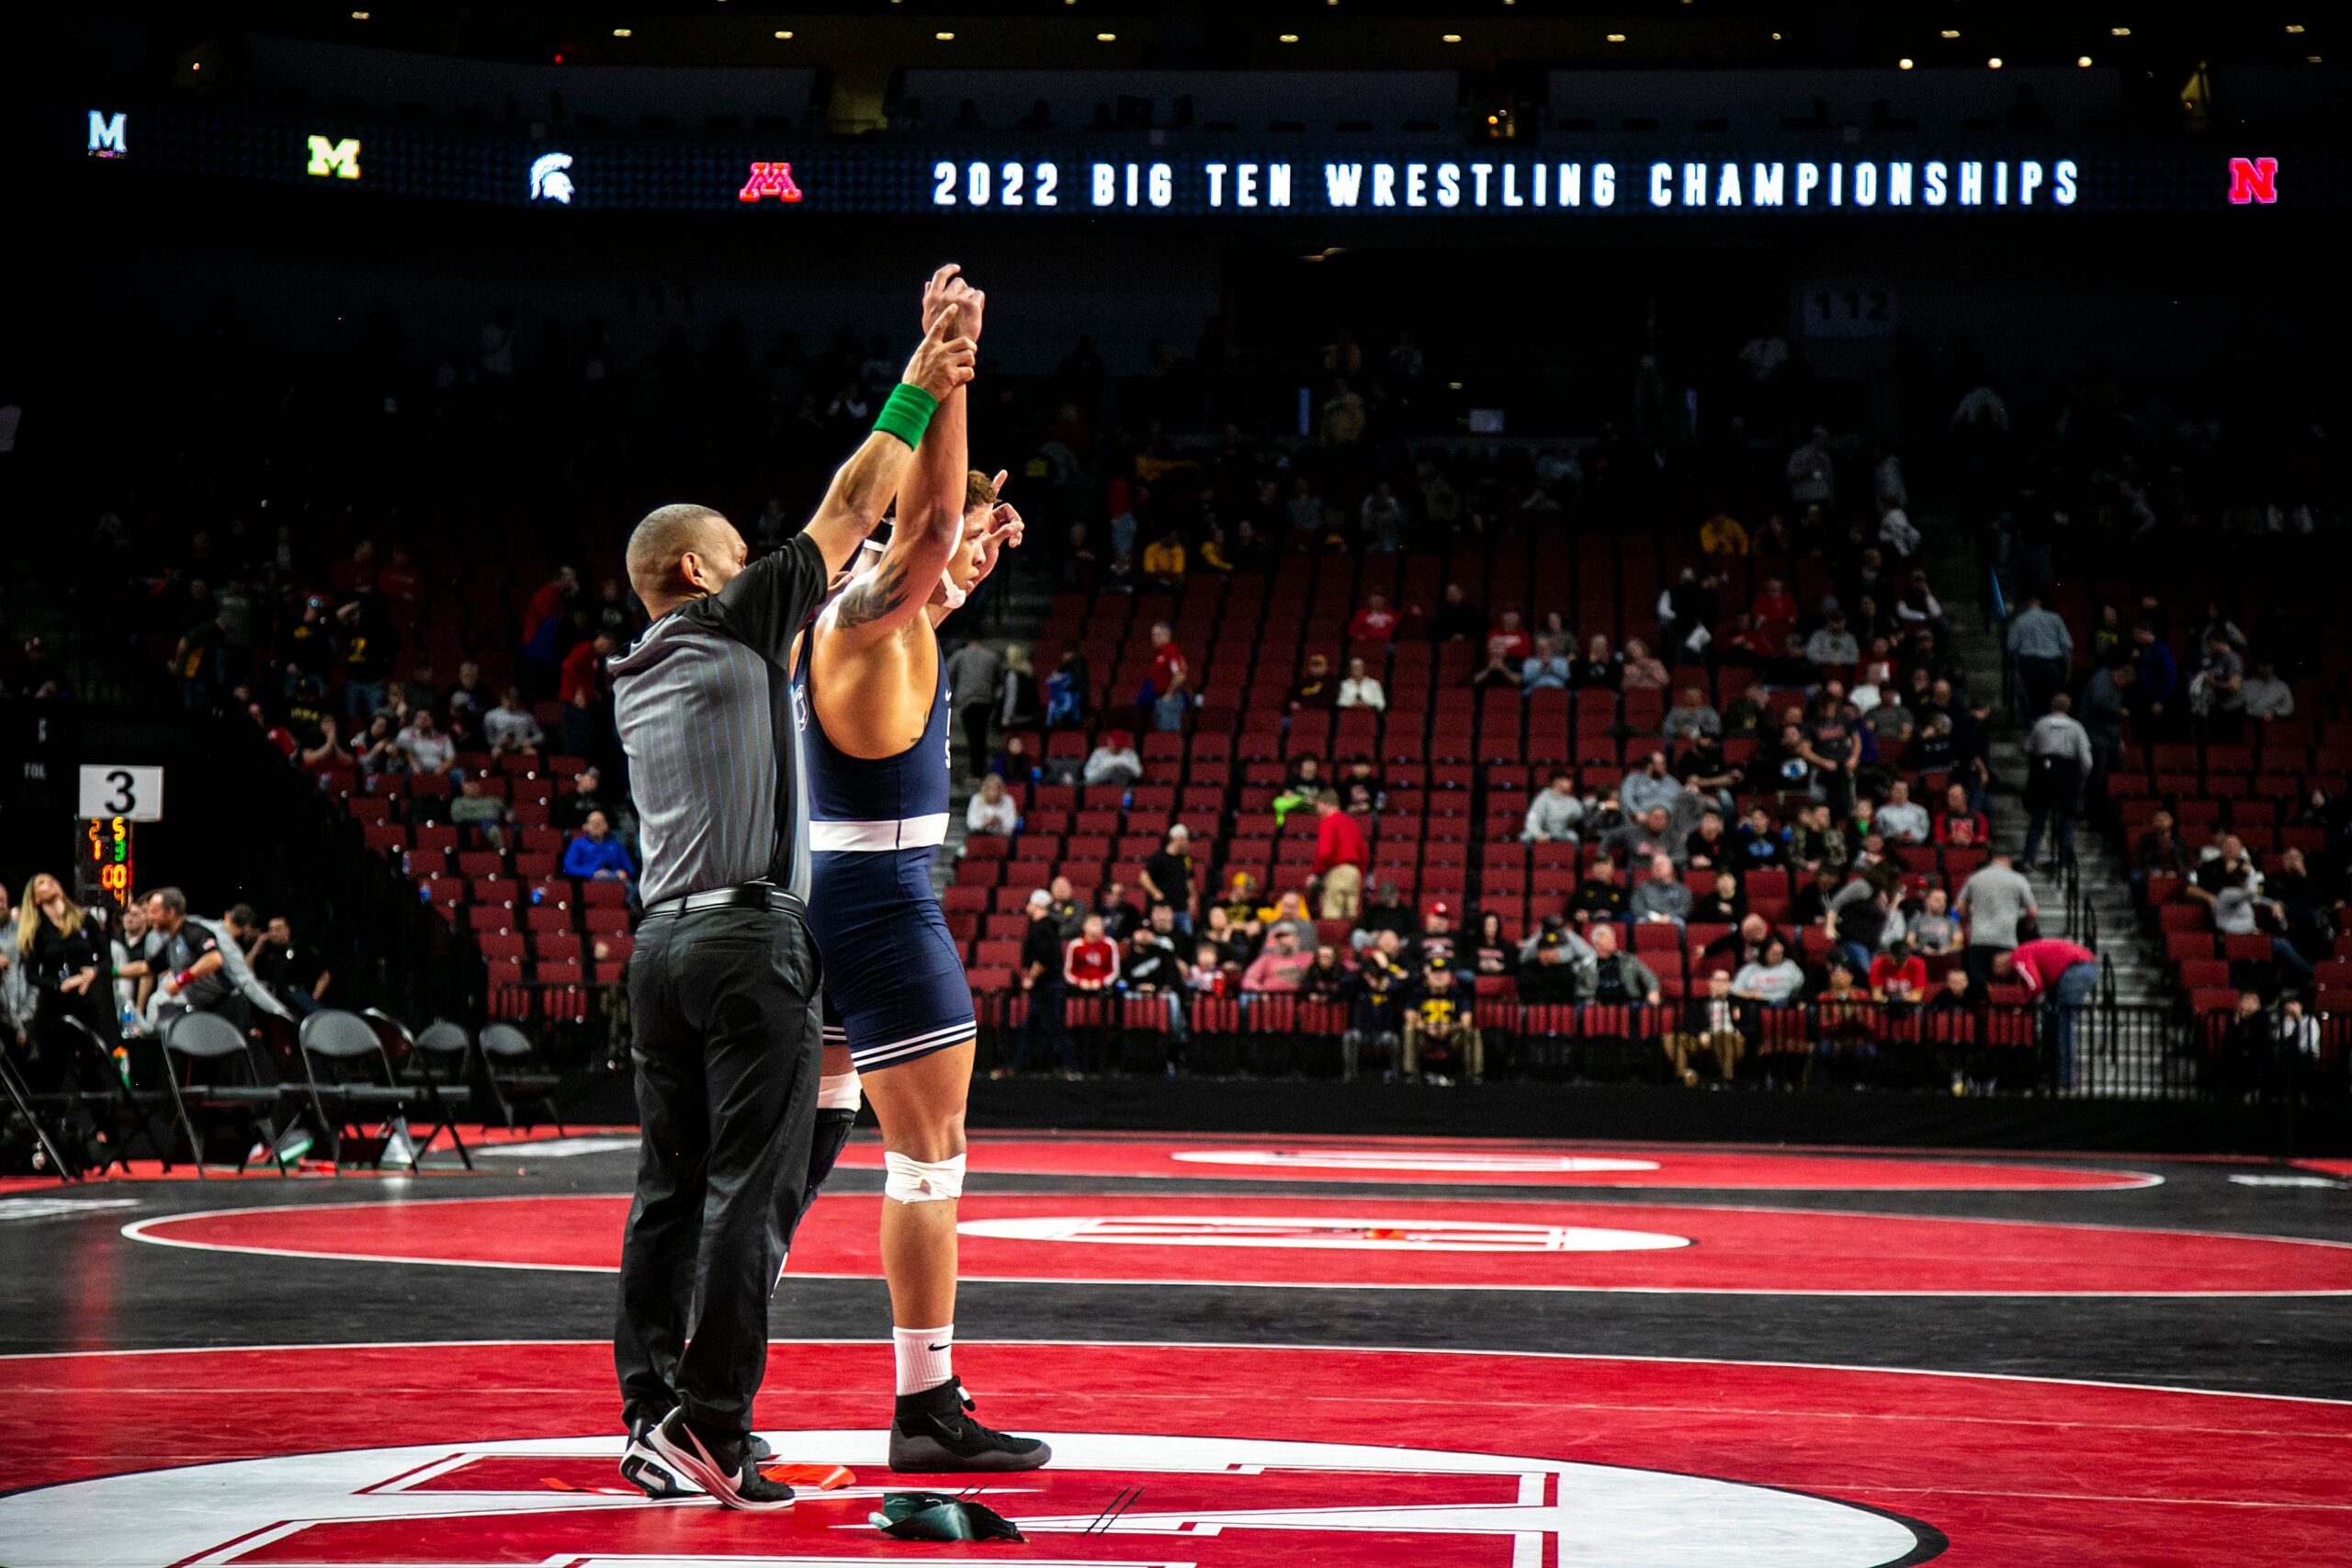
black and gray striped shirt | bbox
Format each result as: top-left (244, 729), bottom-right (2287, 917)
top-left (610, 532), bottom-right (827, 908)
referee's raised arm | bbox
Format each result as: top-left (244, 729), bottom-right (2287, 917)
top-left (605, 264), bottom-right (981, 1513)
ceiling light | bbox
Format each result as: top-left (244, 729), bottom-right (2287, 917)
top-left (1987, 56), bottom-right (2003, 68)
top-left (1442, 33), bottom-right (1462, 43)
top-left (2311, 53), bottom-right (2324, 62)
top-left (774, 29), bottom-right (792, 39)
top-left (2285, 23), bottom-right (2305, 33)
top-left (1771, 32), bottom-right (1782, 41)
top-left (1898, 58), bottom-right (1914, 69)
top-left (1606, 33), bottom-right (1627, 44)
top-left (612, 28), bottom-right (632, 38)
top-left (1096, 32), bottom-right (1115, 41)
top-left (1279, 33), bottom-right (1299, 44)
top-left (350, 9), bottom-right (369, 17)
top-left (2077, 54), bottom-right (2094, 66)
top-left (935, 30), bottom-right (954, 40)
top-left (1940, 29), bottom-right (1961, 39)
top-left (2110, 26), bottom-right (2131, 36)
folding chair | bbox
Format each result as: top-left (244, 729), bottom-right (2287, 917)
top-left (360, 1010), bottom-right (476, 1170)
top-left (61, 1016), bottom-right (176, 1175)
top-left (0, 1048), bottom-right (80, 1180)
top-left (159, 1011), bottom-right (295, 1176)
top-left (477, 1022), bottom-right (568, 1134)
top-left (294, 1010), bottom-right (427, 1172)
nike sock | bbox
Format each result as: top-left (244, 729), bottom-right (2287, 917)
top-left (893, 1325), bottom-right (954, 1396)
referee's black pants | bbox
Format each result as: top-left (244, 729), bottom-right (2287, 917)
top-left (614, 903), bottom-right (821, 1442)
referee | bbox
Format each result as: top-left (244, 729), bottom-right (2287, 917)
top-left (610, 265), bottom-right (979, 1511)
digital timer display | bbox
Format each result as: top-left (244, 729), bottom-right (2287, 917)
top-left (82, 816), bottom-right (135, 909)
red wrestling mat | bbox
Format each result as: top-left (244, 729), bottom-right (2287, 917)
top-left (123, 1191), bottom-right (2352, 1295)
top-left (2, 1340), bottom-right (2346, 1567)
top-left (837, 1134), bottom-right (2162, 1190)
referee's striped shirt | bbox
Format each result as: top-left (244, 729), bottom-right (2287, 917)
top-left (610, 532), bottom-right (828, 908)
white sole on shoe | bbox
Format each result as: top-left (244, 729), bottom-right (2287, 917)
top-left (619, 1437), bottom-right (697, 1498)
top-left (646, 1418), bottom-right (793, 1511)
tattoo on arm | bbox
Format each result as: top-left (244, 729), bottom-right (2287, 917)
top-left (832, 556), bottom-right (913, 632)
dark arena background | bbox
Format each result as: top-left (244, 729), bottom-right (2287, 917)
top-left (4, 3), bottom-right (2350, 1563)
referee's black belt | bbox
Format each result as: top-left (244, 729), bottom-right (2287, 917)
top-left (641, 883), bottom-right (806, 919)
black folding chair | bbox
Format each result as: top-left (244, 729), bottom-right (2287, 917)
top-left (61, 1016), bottom-right (176, 1175)
top-left (477, 1022), bottom-right (567, 1135)
top-left (0, 1046), bottom-right (80, 1180)
top-left (295, 1010), bottom-right (426, 1172)
top-left (360, 1009), bottom-right (475, 1171)
top-left (159, 1010), bottom-right (295, 1177)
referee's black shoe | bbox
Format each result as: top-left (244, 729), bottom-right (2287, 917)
top-left (619, 1417), bottom-right (775, 1499)
top-left (888, 1378), bottom-right (1052, 1472)
top-left (644, 1410), bottom-right (795, 1510)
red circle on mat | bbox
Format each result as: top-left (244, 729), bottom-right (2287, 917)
top-left (3, 1340), bottom-right (2346, 1566)
top-left (832, 1136), bottom-right (2161, 1190)
top-left (125, 1192), bottom-right (2352, 1294)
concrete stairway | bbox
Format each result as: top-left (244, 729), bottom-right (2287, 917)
top-left (933, 561), bottom-right (1058, 897)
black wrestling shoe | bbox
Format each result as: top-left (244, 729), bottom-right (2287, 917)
top-left (645, 1409), bottom-right (796, 1510)
top-left (888, 1377), bottom-right (1052, 1472)
top-left (620, 1417), bottom-right (773, 1498)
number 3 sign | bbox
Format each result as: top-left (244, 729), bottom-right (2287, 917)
top-left (77, 765), bottom-right (164, 822)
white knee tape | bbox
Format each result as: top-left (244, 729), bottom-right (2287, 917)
top-left (884, 1151), bottom-right (966, 1204)
top-left (818, 1071), bottom-right (863, 1113)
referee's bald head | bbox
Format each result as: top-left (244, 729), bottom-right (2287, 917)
top-left (628, 503), bottom-right (746, 615)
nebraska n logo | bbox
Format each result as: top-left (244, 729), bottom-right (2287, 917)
top-left (740, 161), bottom-right (804, 203)
top-left (2226, 156), bottom-right (2278, 205)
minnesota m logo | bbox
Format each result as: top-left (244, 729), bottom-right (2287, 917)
top-left (307, 136), bottom-right (363, 180)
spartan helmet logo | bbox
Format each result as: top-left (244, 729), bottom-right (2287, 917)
top-left (529, 152), bottom-right (574, 204)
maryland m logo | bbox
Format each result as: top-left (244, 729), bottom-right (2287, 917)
top-left (2226, 156), bottom-right (2278, 205)
top-left (307, 136), bottom-right (363, 180)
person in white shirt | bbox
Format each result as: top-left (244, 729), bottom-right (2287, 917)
top-left (483, 686), bottom-right (545, 755)
top-left (1876, 497), bottom-right (1920, 559)
top-left (1336, 655), bottom-right (1386, 711)
top-left (1874, 779), bottom-right (1930, 844)
top-left (2240, 661), bottom-right (2295, 720)
top-left (2021, 694), bottom-right (2094, 867)
top-left (1521, 771), bottom-right (1585, 844)
top-left (965, 773), bottom-right (1020, 836)
top-left (1081, 737), bottom-right (1142, 786)
top-left (396, 710), bottom-right (455, 775)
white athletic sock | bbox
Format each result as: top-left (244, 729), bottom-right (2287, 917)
top-left (893, 1325), bottom-right (955, 1396)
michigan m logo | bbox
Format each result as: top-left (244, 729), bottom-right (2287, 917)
top-left (2226, 156), bottom-right (2278, 205)
top-left (307, 136), bottom-right (363, 180)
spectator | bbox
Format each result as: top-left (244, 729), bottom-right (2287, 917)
top-left (1925, 965), bottom-right (1976, 1025)
top-left (1620, 638), bottom-right (1669, 690)
top-left (1487, 610), bottom-right (1532, 665)
top-left (395, 708), bottom-right (455, 775)
top-left (1580, 923), bottom-right (1662, 1006)
top-left (1570, 634), bottom-right (1623, 691)
top-left (1141, 621), bottom-right (1190, 731)
top-left (551, 766), bottom-right (609, 833)
top-left (1119, 924), bottom-right (1189, 1044)
top-left (1343, 938), bottom-right (1408, 1077)
top-left (2129, 622), bottom-right (2179, 725)
top-left (1786, 425), bottom-right (1836, 507)
top-left (1140, 525), bottom-right (1186, 587)
top-left (1300, 943), bottom-right (1350, 1002)
top-left (1469, 911), bottom-right (1519, 982)
top-left (11, 874), bottom-right (105, 1079)
top-left (1667, 969), bottom-right (1746, 1086)
top-left (483, 686), bottom-right (544, 756)
top-left (1996, 937), bottom-right (2100, 1087)
top-left (1470, 632), bottom-right (1523, 691)
top-left (1063, 912), bottom-right (1120, 993)
top-left (2188, 630), bottom-right (2247, 738)
top-left (1242, 924), bottom-right (1313, 992)
top-left (1043, 647), bottom-right (1088, 732)
top-left (1661, 685), bottom-right (1722, 745)
top-left (1522, 770), bottom-right (1586, 844)
top-left (2241, 660), bottom-right (2295, 721)
top-left (1603, 806), bottom-right (1676, 868)
top-left (248, 914), bottom-right (331, 1019)
top-left (944, 637), bottom-right (1004, 785)
top-left (1002, 890), bottom-right (1076, 1076)
top-left (1699, 512), bottom-right (1749, 557)
top-left (1693, 868), bottom-right (1747, 924)
top-left (2005, 594), bottom-right (2074, 721)
top-left (136, 886), bottom-right (233, 1033)
top-left (1632, 855), bottom-right (1691, 927)
top-left (443, 660), bottom-right (489, 744)
top-left (1337, 655), bottom-right (1386, 711)
top-left (1621, 751), bottom-right (1681, 819)
top-left (1869, 935), bottom-right (1928, 1003)
top-left (1348, 592), bottom-right (1400, 643)
top-left (2188, 853), bottom-right (2314, 988)
top-left (1876, 494), bottom-right (1920, 558)
top-left (1516, 924), bottom-right (1585, 1003)
top-left (561, 809), bottom-right (635, 882)
top-left (559, 631), bottom-right (617, 756)
top-left (1289, 652), bottom-right (1339, 711)
top-left (1402, 959), bottom-right (1481, 1082)
top-left (1910, 887), bottom-right (1962, 953)
top-left (966, 773), bottom-right (1020, 836)
top-left (1432, 582), bottom-right (1484, 642)
top-left (1684, 811), bottom-right (1731, 873)
top-left (1805, 609), bottom-right (1860, 670)
top-left (1309, 790), bottom-right (1368, 919)
top-left (1352, 878), bottom-right (1415, 952)
top-left (1139, 824), bottom-right (1198, 931)
top-left (2077, 661), bottom-right (2132, 788)
top-left (1934, 784), bottom-right (1989, 846)
top-left (2131, 809), bottom-right (2191, 891)
top-left (1521, 636), bottom-right (1572, 692)
top-left (1082, 730), bottom-right (1143, 787)
top-left (1046, 875), bottom-right (1088, 939)
top-left (299, 715), bottom-right (353, 771)
top-left (1799, 696), bottom-right (1861, 816)
top-left (448, 770), bottom-right (509, 849)
top-left (1360, 481), bottom-right (1406, 550)
top-left (354, 712), bottom-right (401, 776)
top-left (1875, 780), bottom-right (1929, 844)
top-left (1734, 806), bottom-right (1789, 869)
top-left (1732, 935), bottom-right (1806, 1006)
top-left (1957, 851), bottom-right (2038, 992)
top-left (1411, 900), bottom-right (1463, 976)
top-left (1788, 803), bottom-right (1849, 874)
top-left (2021, 694), bottom-right (2092, 869)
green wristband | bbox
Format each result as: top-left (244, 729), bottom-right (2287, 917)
top-left (873, 382), bottom-right (939, 449)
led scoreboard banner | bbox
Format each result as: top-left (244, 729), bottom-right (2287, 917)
top-left (82, 817), bottom-right (135, 912)
top-left (58, 102), bottom-right (2335, 218)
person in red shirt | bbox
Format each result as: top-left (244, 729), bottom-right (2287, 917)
top-left (1309, 790), bottom-right (1368, 918)
top-left (1144, 620), bottom-right (1189, 729)
top-left (1995, 937), bottom-right (2100, 1089)
top-left (1348, 592), bottom-right (1400, 643)
top-left (1062, 914), bottom-right (1119, 992)
top-left (1750, 576), bottom-right (1799, 654)
top-left (1869, 941), bottom-right (1928, 1003)
top-left (1932, 781), bottom-right (1991, 845)
top-left (1486, 610), bottom-right (1532, 665)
